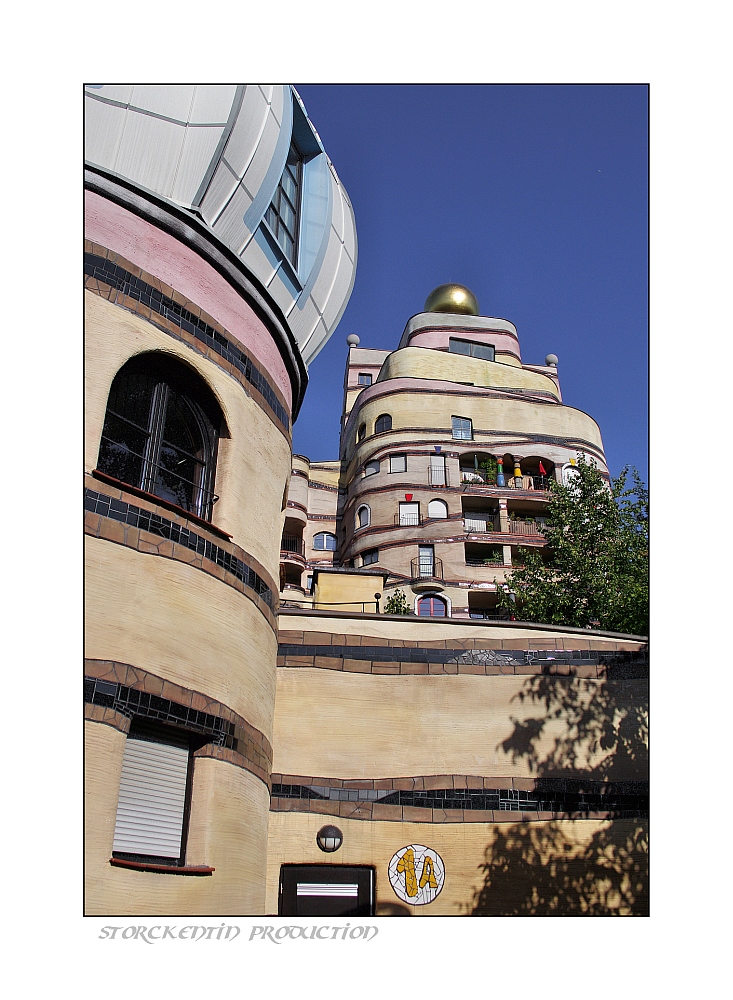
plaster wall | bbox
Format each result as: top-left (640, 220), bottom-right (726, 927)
top-left (85, 191), bottom-right (292, 404)
top-left (265, 812), bottom-right (647, 916)
top-left (85, 538), bottom-right (277, 740)
top-left (272, 668), bottom-right (647, 781)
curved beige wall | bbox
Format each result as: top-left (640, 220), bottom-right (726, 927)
top-left (85, 538), bottom-right (277, 740)
top-left (265, 812), bottom-right (647, 916)
top-left (378, 347), bottom-right (558, 396)
top-left (85, 722), bottom-right (269, 916)
top-left (85, 292), bottom-right (291, 582)
top-left (272, 668), bottom-right (646, 781)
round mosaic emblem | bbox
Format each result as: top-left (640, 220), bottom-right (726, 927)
top-left (388, 844), bottom-right (445, 905)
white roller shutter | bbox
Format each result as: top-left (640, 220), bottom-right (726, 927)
top-left (112, 735), bottom-right (190, 859)
top-left (429, 454), bottom-right (446, 485)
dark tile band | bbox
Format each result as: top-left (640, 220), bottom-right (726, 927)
top-left (84, 251), bottom-right (290, 431)
top-left (84, 659), bottom-right (272, 786)
top-left (85, 487), bottom-right (273, 610)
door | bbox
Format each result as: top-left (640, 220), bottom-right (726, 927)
top-left (429, 453), bottom-right (446, 486)
top-left (418, 545), bottom-right (435, 577)
top-left (279, 865), bottom-right (375, 916)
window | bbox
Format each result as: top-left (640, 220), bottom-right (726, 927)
top-left (452, 416), bottom-right (473, 440)
top-left (417, 595), bottom-right (447, 617)
top-left (313, 532), bottom-right (337, 551)
top-left (356, 505), bottom-right (370, 528)
top-left (399, 502), bottom-right (420, 526)
top-left (364, 460), bottom-right (380, 477)
top-left (389, 454), bottom-right (407, 473)
top-left (358, 373), bottom-right (373, 386)
top-left (112, 720), bottom-right (195, 866)
top-left (265, 143), bottom-right (303, 267)
top-left (418, 545), bottom-right (435, 577)
top-left (428, 499), bottom-right (448, 519)
top-left (429, 453), bottom-right (446, 486)
top-left (362, 548), bottom-right (378, 566)
top-left (449, 338), bottom-right (495, 362)
top-left (306, 575), bottom-right (313, 592)
top-left (375, 414), bottom-right (392, 434)
top-left (97, 353), bottom-right (222, 521)
top-left (357, 424), bottom-right (366, 442)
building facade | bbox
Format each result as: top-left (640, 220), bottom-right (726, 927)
top-left (85, 86), bottom-right (648, 918)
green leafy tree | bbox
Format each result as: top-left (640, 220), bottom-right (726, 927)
top-left (383, 588), bottom-right (411, 615)
top-left (497, 456), bottom-right (648, 634)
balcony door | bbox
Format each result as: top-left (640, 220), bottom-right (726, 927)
top-left (418, 545), bottom-right (435, 577)
top-left (429, 454), bottom-right (446, 486)
top-left (399, 502), bottom-right (419, 526)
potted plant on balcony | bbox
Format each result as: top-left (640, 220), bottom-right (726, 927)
top-left (481, 456), bottom-right (498, 485)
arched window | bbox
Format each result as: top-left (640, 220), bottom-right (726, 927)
top-left (313, 532), bottom-right (337, 551)
top-left (356, 505), bottom-right (371, 529)
top-left (375, 413), bottom-right (392, 434)
top-left (363, 459), bottom-right (380, 477)
top-left (97, 353), bottom-right (222, 521)
top-left (428, 499), bottom-right (448, 519)
top-left (357, 423), bottom-right (367, 442)
top-left (417, 595), bottom-right (447, 617)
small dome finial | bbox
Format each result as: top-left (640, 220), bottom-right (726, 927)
top-left (424, 284), bottom-right (479, 316)
top-left (346, 334), bottom-right (360, 347)
top-left (545, 354), bottom-right (558, 367)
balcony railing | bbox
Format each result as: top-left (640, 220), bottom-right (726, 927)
top-left (395, 512), bottom-right (422, 526)
top-left (281, 535), bottom-right (305, 556)
top-left (410, 556), bottom-right (444, 580)
top-left (509, 518), bottom-right (547, 536)
top-left (461, 470), bottom-right (551, 491)
top-left (428, 466), bottom-right (450, 487)
top-left (466, 556), bottom-right (504, 567)
top-left (463, 514), bottom-right (499, 533)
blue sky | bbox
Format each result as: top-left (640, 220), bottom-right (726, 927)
top-left (293, 85), bottom-right (648, 482)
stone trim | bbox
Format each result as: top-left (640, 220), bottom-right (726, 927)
top-left (84, 243), bottom-right (291, 438)
top-left (277, 641), bottom-right (648, 679)
top-left (84, 478), bottom-right (277, 631)
top-left (84, 659), bottom-right (272, 788)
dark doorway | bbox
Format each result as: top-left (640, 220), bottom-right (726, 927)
top-left (279, 865), bottom-right (375, 917)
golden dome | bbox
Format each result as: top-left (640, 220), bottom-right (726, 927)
top-left (424, 283), bottom-right (479, 316)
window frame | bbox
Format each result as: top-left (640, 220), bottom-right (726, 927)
top-left (451, 416), bottom-right (473, 441)
top-left (356, 504), bottom-right (371, 529)
top-left (313, 532), bottom-right (337, 551)
top-left (358, 373), bottom-right (373, 386)
top-left (389, 453), bottom-right (407, 473)
top-left (449, 337), bottom-right (495, 362)
top-left (265, 142), bottom-right (304, 268)
top-left (363, 459), bottom-right (380, 477)
top-left (357, 423), bottom-right (367, 443)
top-left (416, 594), bottom-right (448, 618)
top-left (361, 548), bottom-right (379, 566)
top-left (374, 414), bottom-right (392, 434)
top-left (398, 501), bottom-right (420, 526)
top-left (97, 354), bottom-right (221, 522)
top-left (427, 498), bottom-right (448, 519)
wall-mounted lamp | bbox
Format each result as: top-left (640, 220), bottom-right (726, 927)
top-left (316, 825), bottom-right (343, 853)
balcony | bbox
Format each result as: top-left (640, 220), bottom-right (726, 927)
top-left (428, 466), bottom-right (450, 487)
top-left (411, 556), bottom-right (444, 581)
top-left (280, 535), bottom-right (305, 560)
top-left (461, 470), bottom-right (550, 491)
top-left (395, 512), bottom-right (422, 526)
top-left (465, 556), bottom-right (504, 567)
top-left (463, 513), bottom-right (499, 533)
top-left (508, 517), bottom-right (547, 536)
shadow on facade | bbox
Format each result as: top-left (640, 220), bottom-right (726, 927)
top-left (469, 666), bottom-right (649, 916)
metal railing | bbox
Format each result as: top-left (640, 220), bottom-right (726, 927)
top-left (463, 515), bottom-right (500, 533)
top-left (395, 512), bottom-right (422, 526)
top-left (509, 519), bottom-right (547, 536)
top-left (280, 535), bottom-right (305, 556)
top-left (461, 470), bottom-right (551, 491)
top-left (410, 556), bottom-right (444, 580)
top-left (466, 556), bottom-right (504, 567)
top-left (428, 466), bottom-right (450, 487)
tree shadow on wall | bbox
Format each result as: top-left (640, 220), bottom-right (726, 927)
top-left (469, 661), bottom-right (649, 915)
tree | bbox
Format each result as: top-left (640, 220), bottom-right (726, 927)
top-left (497, 456), bottom-right (648, 634)
top-left (383, 588), bottom-right (411, 615)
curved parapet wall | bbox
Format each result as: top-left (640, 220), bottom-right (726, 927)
top-left (85, 84), bottom-right (357, 371)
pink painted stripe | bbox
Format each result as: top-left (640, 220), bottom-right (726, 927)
top-left (85, 192), bottom-right (292, 408)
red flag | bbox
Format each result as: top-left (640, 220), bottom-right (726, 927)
top-left (538, 461), bottom-right (547, 475)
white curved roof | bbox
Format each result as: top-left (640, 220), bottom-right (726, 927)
top-left (84, 84), bottom-right (357, 367)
